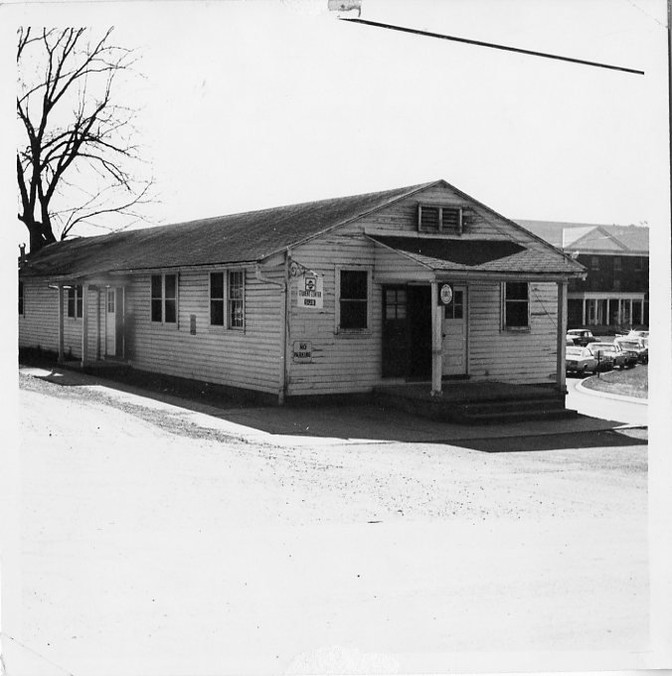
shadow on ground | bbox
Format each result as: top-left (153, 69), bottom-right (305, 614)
top-left (20, 362), bottom-right (646, 450)
top-left (455, 429), bottom-right (646, 453)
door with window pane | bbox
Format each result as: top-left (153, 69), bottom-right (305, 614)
top-left (382, 286), bottom-right (409, 377)
top-left (105, 287), bottom-right (123, 358)
top-left (442, 286), bottom-right (467, 376)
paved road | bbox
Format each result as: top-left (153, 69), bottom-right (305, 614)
top-left (565, 375), bottom-right (647, 426)
top-left (4, 370), bottom-right (650, 676)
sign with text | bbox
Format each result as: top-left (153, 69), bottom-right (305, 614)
top-left (297, 273), bottom-right (324, 309)
top-left (292, 341), bottom-right (313, 363)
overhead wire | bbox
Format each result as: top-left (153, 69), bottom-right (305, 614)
top-left (339, 17), bottom-right (645, 75)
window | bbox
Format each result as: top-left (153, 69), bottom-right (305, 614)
top-left (339, 269), bottom-right (369, 330)
top-left (444, 289), bottom-right (464, 319)
top-left (590, 256), bottom-right (599, 271)
top-left (384, 288), bottom-right (407, 320)
top-left (634, 257), bottom-right (643, 272)
top-left (67, 285), bottom-right (83, 318)
top-left (418, 205), bottom-right (464, 234)
top-left (151, 274), bottom-right (177, 324)
top-left (210, 272), bottom-right (225, 326)
top-left (614, 257), bottom-right (622, 272)
top-left (503, 282), bottom-right (529, 329)
top-left (19, 281), bottom-right (24, 315)
top-left (227, 270), bottom-right (245, 329)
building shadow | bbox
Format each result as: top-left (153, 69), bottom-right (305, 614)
top-left (19, 362), bottom-right (646, 450)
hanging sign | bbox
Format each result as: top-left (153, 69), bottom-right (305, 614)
top-left (297, 273), bottom-right (324, 309)
top-left (439, 283), bottom-right (453, 305)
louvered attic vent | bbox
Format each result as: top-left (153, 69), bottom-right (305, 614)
top-left (418, 204), bottom-right (464, 234)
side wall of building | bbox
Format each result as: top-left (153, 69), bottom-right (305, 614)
top-left (468, 281), bottom-right (558, 384)
top-left (19, 279), bottom-right (60, 353)
top-left (124, 268), bottom-right (284, 395)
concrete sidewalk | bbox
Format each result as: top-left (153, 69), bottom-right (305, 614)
top-left (20, 365), bottom-right (630, 447)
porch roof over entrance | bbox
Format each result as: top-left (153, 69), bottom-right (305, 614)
top-left (368, 235), bottom-right (585, 277)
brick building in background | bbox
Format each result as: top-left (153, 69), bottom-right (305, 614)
top-left (517, 221), bottom-right (649, 332)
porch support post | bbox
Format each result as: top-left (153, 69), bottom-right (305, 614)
top-left (121, 287), bottom-right (126, 359)
top-left (581, 297), bottom-right (586, 326)
top-left (57, 285), bottom-right (64, 362)
top-left (96, 289), bottom-right (101, 360)
top-left (81, 283), bottom-right (89, 368)
top-left (430, 281), bottom-right (442, 396)
top-left (556, 281), bottom-right (568, 392)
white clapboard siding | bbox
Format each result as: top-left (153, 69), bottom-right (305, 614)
top-left (288, 236), bottom-right (383, 396)
top-left (125, 268), bottom-right (284, 394)
top-left (19, 280), bottom-right (60, 352)
top-left (343, 183), bottom-right (526, 240)
top-left (468, 282), bottom-right (558, 384)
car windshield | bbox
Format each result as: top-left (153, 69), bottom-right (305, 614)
top-left (618, 341), bottom-right (640, 349)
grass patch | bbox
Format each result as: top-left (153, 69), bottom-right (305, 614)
top-left (582, 365), bottom-right (648, 399)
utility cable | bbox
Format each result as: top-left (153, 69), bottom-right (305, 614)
top-left (339, 18), bottom-right (645, 76)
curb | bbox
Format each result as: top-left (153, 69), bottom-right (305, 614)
top-left (576, 377), bottom-right (648, 405)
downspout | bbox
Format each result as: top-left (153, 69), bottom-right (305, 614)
top-left (255, 258), bottom-right (289, 405)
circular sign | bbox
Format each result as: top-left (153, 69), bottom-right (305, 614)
top-left (439, 283), bottom-right (453, 305)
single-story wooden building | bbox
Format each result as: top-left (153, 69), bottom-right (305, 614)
top-left (19, 179), bottom-right (585, 406)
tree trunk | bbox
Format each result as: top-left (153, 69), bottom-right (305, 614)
top-left (25, 217), bottom-right (57, 253)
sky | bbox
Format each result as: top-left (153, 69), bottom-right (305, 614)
top-left (2, 0), bottom-right (670, 244)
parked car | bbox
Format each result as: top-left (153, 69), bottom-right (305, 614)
top-left (565, 345), bottom-right (598, 376)
top-left (614, 336), bottom-right (648, 364)
top-left (626, 330), bottom-right (649, 347)
top-left (589, 342), bottom-right (627, 370)
top-left (586, 343), bottom-right (615, 372)
top-left (610, 341), bottom-right (639, 369)
top-left (566, 329), bottom-right (598, 347)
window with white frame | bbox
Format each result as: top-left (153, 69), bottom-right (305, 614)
top-left (151, 274), bottom-right (177, 323)
top-left (338, 269), bottom-right (369, 331)
top-left (418, 204), bottom-right (464, 234)
top-left (227, 270), bottom-right (245, 329)
top-left (210, 272), bottom-right (225, 326)
top-left (67, 285), bottom-right (83, 318)
top-left (503, 282), bottom-right (529, 329)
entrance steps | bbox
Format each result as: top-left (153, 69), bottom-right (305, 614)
top-left (374, 382), bottom-right (577, 425)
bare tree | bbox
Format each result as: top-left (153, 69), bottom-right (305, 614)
top-left (17, 27), bottom-right (153, 253)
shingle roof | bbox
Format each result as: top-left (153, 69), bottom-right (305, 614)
top-left (516, 220), bottom-right (649, 254)
top-left (369, 236), bottom-right (582, 274)
top-left (21, 181), bottom-right (437, 279)
top-left (21, 182), bottom-right (584, 280)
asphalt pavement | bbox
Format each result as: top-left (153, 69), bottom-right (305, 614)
top-left (566, 375), bottom-right (647, 426)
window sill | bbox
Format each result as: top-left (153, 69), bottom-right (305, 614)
top-left (208, 325), bottom-right (245, 332)
top-left (502, 326), bottom-right (531, 333)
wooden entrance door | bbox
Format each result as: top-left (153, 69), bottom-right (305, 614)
top-left (105, 288), bottom-right (116, 356)
top-left (382, 286), bottom-right (409, 377)
top-left (382, 285), bottom-right (432, 379)
top-left (442, 285), bottom-right (467, 376)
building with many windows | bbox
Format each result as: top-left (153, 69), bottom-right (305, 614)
top-left (19, 180), bottom-right (584, 403)
top-left (516, 221), bottom-right (648, 331)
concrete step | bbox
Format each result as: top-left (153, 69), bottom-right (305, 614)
top-left (456, 407), bottom-right (579, 425)
top-left (459, 397), bottom-right (566, 416)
